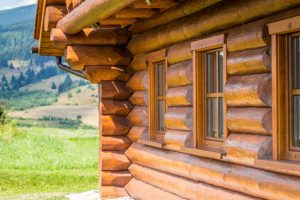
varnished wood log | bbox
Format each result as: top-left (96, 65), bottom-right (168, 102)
top-left (130, 0), bottom-right (221, 34)
top-left (99, 17), bottom-right (137, 27)
top-left (165, 107), bottom-right (193, 131)
top-left (127, 126), bottom-right (148, 142)
top-left (101, 186), bottom-right (129, 198)
top-left (102, 136), bottom-right (131, 151)
top-left (72, 0), bottom-right (86, 8)
top-left (102, 171), bottom-right (132, 186)
top-left (127, 0), bottom-right (300, 54)
top-left (65, 46), bottom-right (132, 70)
top-left (102, 115), bottom-right (131, 136)
top-left (227, 48), bottom-right (271, 75)
top-left (102, 151), bottom-right (131, 171)
top-left (129, 164), bottom-right (258, 200)
top-left (44, 6), bottom-right (66, 32)
top-left (129, 54), bottom-right (147, 72)
top-left (47, 0), bottom-right (65, 5)
top-left (164, 130), bottom-right (192, 149)
top-left (225, 133), bottom-right (272, 163)
top-left (131, 0), bottom-right (177, 9)
top-left (115, 8), bottom-right (155, 19)
top-left (50, 28), bottom-right (130, 48)
top-left (57, 0), bottom-right (136, 34)
top-left (65, 0), bottom-right (73, 12)
top-left (227, 23), bottom-right (270, 52)
top-left (166, 85), bottom-right (193, 106)
top-left (84, 66), bottom-right (130, 83)
top-left (125, 178), bottom-right (186, 200)
top-left (102, 81), bottom-right (132, 101)
top-left (126, 143), bottom-right (300, 200)
top-left (129, 91), bottom-right (148, 106)
top-left (127, 106), bottom-right (148, 127)
top-left (224, 74), bottom-right (272, 107)
top-left (127, 71), bottom-right (148, 91)
top-left (167, 60), bottom-right (193, 87)
top-left (167, 41), bottom-right (192, 65)
top-left (101, 99), bottom-right (133, 116)
top-left (227, 108), bottom-right (272, 135)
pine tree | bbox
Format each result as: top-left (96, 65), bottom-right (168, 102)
top-left (51, 82), bottom-right (57, 90)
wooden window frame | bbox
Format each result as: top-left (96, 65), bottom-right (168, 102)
top-left (269, 15), bottom-right (300, 162)
top-left (191, 34), bottom-right (228, 150)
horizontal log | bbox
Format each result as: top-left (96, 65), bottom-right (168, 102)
top-left (130, 164), bottom-right (257, 200)
top-left (127, 0), bottom-right (300, 54)
top-left (44, 6), bottom-right (66, 32)
top-left (129, 54), bottom-right (147, 72)
top-left (127, 106), bottom-right (148, 127)
top-left (65, 0), bottom-right (73, 12)
top-left (164, 130), bottom-right (192, 149)
top-left (99, 17), bottom-right (137, 27)
top-left (101, 99), bottom-right (133, 116)
top-left (125, 178), bottom-right (186, 200)
top-left (227, 48), bottom-right (271, 75)
top-left (127, 71), bottom-right (148, 91)
top-left (47, 0), bottom-right (65, 5)
top-left (227, 23), bottom-right (270, 52)
top-left (115, 8), bottom-right (155, 19)
top-left (127, 126), bottom-right (148, 142)
top-left (102, 151), bottom-right (131, 171)
top-left (84, 66), bottom-right (131, 83)
top-left (167, 60), bottom-right (193, 87)
top-left (227, 108), bottom-right (272, 135)
top-left (224, 133), bottom-right (272, 163)
top-left (129, 0), bottom-right (221, 34)
top-left (102, 115), bottom-right (131, 136)
top-left (166, 85), bottom-right (192, 106)
top-left (101, 81), bottom-right (132, 100)
top-left (102, 171), bottom-right (132, 186)
top-left (50, 28), bottom-right (130, 48)
top-left (126, 143), bottom-right (300, 200)
top-left (57, 0), bottom-right (136, 34)
top-left (131, 0), bottom-right (177, 9)
top-left (165, 107), bottom-right (193, 131)
top-left (224, 74), bottom-right (272, 107)
top-left (129, 91), bottom-right (148, 106)
top-left (65, 46), bottom-right (132, 70)
top-left (102, 136), bottom-right (131, 151)
top-left (167, 40), bottom-right (192, 65)
top-left (101, 186), bottom-right (129, 198)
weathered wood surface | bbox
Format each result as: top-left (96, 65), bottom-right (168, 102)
top-left (102, 115), bottom-right (131, 136)
top-left (84, 66), bottom-right (131, 83)
top-left (167, 60), bottom-right (193, 87)
top-left (101, 186), bottom-right (129, 198)
top-left (129, 91), bottom-right (148, 106)
top-left (227, 108), bottom-right (272, 135)
top-left (126, 143), bottom-right (300, 200)
top-left (129, 0), bottom-right (221, 34)
top-left (102, 171), bottom-right (132, 186)
top-left (166, 85), bottom-right (192, 106)
top-left (131, 0), bottom-right (177, 9)
top-left (50, 28), bottom-right (130, 48)
top-left (115, 8), bottom-right (155, 19)
top-left (225, 133), bottom-right (272, 161)
top-left (127, 106), bottom-right (148, 127)
top-left (127, 126), bottom-right (148, 142)
top-left (224, 74), bottom-right (272, 107)
top-left (47, 0), bottom-right (65, 5)
top-left (102, 151), bottom-right (131, 171)
top-left (99, 17), bottom-right (137, 27)
top-left (101, 99), bottom-right (133, 116)
top-left (102, 81), bottom-right (132, 100)
top-left (65, 46), bottom-right (132, 70)
top-left (164, 130), bottom-right (193, 148)
top-left (165, 107), bottom-right (193, 131)
top-left (127, 0), bottom-right (300, 54)
top-left (167, 41), bottom-right (192, 65)
top-left (57, 0), bottom-right (136, 34)
top-left (129, 54), bottom-right (147, 72)
top-left (127, 71), bottom-right (148, 91)
top-left (102, 136), bottom-right (131, 151)
top-left (44, 6), bottom-right (66, 32)
top-left (125, 178), bottom-right (186, 200)
top-left (227, 48), bottom-right (271, 75)
top-left (129, 164), bottom-right (258, 200)
top-left (227, 24), bottom-right (269, 52)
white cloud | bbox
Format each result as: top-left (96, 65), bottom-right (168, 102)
top-left (0, 0), bottom-right (37, 11)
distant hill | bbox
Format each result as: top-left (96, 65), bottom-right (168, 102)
top-left (0, 4), bottom-right (36, 26)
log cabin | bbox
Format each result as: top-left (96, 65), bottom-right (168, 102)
top-left (33, 0), bottom-right (300, 199)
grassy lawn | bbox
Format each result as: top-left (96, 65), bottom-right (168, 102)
top-left (0, 119), bottom-right (99, 199)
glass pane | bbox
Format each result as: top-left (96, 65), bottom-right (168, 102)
top-left (291, 36), bottom-right (300, 89)
top-left (207, 98), bottom-right (218, 139)
top-left (206, 52), bottom-right (217, 93)
top-left (157, 100), bottom-right (165, 132)
top-left (219, 98), bottom-right (224, 139)
top-left (156, 62), bottom-right (165, 96)
top-left (218, 51), bottom-right (224, 93)
top-left (293, 96), bottom-right (300, 147)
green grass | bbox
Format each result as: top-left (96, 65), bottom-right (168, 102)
top-left (0, 120), bottom-right (99, 199)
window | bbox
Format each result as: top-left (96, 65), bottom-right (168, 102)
top-left (192, 34), bottom-right (227, 149)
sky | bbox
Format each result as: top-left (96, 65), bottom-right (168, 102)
top-left (0, 0), bottom-right (36, 11)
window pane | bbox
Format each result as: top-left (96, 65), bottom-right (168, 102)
top-left (292, 36), bottom-right (300, 89)
top-left (293, 96), bottom-right (300, 147)
top-left (207, 98), bottom-right (218, 139)
top-left (156, 62), bottom-right (165, 96)
top-left (219, 98), bottom-right (224, 139)
top-left (206, 52), bottom-right (217, 93)
top-left (218, 51), bottom-right (224, 93)
top-left (157, 100), bottom-right (165, 132)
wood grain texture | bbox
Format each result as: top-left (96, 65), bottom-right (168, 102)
top-left (127, 126), bottom-right (148, 142)
top-left (167, 41), bottom-right (192, 64)
top-left (164, 130), bottom-right (193, 148)
top-left (166, 85), bottom-right (193, 106)
top-left (84, 66), bottom-right (131, 83)
top-left (127, 106), bottom-right (148, 127)
top-left (127, 71), bottom-right (148, 91)
top-left (102, 151), bottom-right (131, 171)
top-left (102, 171), bottom-right (132, 186)
top-left (102, 136), bottom-right (131, 151)
top-left (44, 6), bottom-right (66, 32)
top-left (165, 107), bottom-right (193, 131)
top-left (102, 115), bottom-right (131, 136)
top-left (101, 99), bottom-right (133, 116)
top-left (101, 186), bottom-right (129, 198)
top-left (129, 91), bottom-right (148, 106)
top-left (166, 60), bottom-right (193, 87)
top-left (129, 54), bottom-right (147, 72)
top-left (102, 81), bottom-right (132, 100)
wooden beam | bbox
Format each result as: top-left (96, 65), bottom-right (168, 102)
top-left (84, 66), bottom-right (131, 83)
top-left (127, 106), bottom-right (148, 127)
top-left (102, 81), bottom-right (132, 100)
top-left (57, 0), bottom-right (136, 34)
top-left (166, 60), bottom-right (193, 87)
top-left (102, 151), bottom-right (131, 171)
top-left (101, 99), bottom-right (133, 116)
top-left (99, 17), bottom-right (137, 28)
top-left (102, 115), bottom-right (131, 136)
top-left (44, 6), bottom-right (66, 32)
top-left (102, 171), bottom-right (132, 186)
top-left (131, 0), bottom-right (177, 9)
top-left (115, 8), bottom-right (155, 19)
top-left (165, 107), bottom-right (193, 131)
top-left (102, 136), bottom-right (131, 151)
top-left (47, 0), bottom-right (65, 5)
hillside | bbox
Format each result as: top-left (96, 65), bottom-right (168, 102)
top-left (0, 4), bottom-right (36, 26)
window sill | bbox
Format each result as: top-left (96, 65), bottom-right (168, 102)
top-left (180, 147), bottom-right (224, 160)
top-left (137, 139), bottom-right (163, 149)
